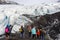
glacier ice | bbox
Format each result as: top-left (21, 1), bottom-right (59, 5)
top-left (0, 13), bottom-right (8, 35)
top-left (0, 3), bottom-right (60, 35)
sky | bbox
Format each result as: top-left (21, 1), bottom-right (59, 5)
top-left (9, 0), bottom-right (58, 5)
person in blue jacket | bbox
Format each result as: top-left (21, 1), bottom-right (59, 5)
top-left (31, 27), bottom-right (36, 38)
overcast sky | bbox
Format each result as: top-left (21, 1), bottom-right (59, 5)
top-left (10, 0), bottom-right (58, 5)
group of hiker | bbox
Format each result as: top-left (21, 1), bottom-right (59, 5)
top-left (5, 24), bottom-right (48, 40)
top-left (5, 25), bottom-right (13, 40)
top-left (19, 25), bottom-right (47, 40)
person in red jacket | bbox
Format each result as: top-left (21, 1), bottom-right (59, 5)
top-left (36, 28), bottom-right (41, 38)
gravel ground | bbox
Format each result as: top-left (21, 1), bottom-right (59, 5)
top-left (0, 33), bottom-right (42, 40)
top-left (0, 33), bottom-right (54, 40)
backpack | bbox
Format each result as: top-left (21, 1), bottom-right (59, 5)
top-left (19, 28), bottom-right (24, 33)
top-left (5, 27), bottom-right (9, 33)
top-left (19, 28), bottom-right (22, 32)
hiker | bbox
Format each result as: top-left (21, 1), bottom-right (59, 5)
top-left (19, 26), bottom-right (24, 38)
top-left (40, 28), bottom-right (46, 40)
top-left (36, 28), bottom-right (41, 39)
top-left (5, 26), bottom-right (10, 40)
top-left (27, 25), bottom-right (32, 38)
top-left (9, 25), bottom-right (13, 35)
top-left (31, 27), bottom-right (36, 39)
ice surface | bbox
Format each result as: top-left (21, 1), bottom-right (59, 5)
top-left (0, 13), bottom-right (8, 35)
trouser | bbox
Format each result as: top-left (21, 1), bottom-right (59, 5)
top-left (29, 32), bottom-right (31, 37)
top-left (41, 34), bottom-right (45, 40)
top-left (32, 34), bottom-right (36, 38)
top-left (20, 32), bottom-right (24, 38)
top-left (5, 33), bottom-right (9, 37)
top-left (37, 35), bottom-right (40, 38)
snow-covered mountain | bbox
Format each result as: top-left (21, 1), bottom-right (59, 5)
top-left (0, 0), bottom-right (18, 5)
top-left (0, 3), bottom-right (60, 35)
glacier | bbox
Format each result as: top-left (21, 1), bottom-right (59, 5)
top-left (0, 3), bottom-right (60, 35)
